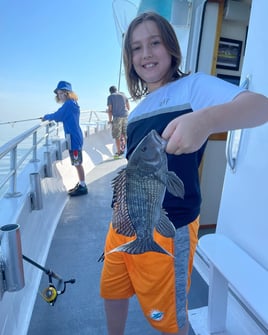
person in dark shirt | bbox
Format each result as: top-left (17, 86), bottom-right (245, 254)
top-left (107, 86), bottom-right (130, 158)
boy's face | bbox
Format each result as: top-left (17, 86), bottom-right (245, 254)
top-left (56, 90), bottom-right (67, 103)
top-left (130, 20), bottom-right (172, 93)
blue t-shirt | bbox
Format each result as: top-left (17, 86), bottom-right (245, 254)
top-left (127, 72), bottom-right (245, 228)
top-left (43, 99), bottom-right (83, 150)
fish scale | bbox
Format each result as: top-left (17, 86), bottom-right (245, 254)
top-left (127, 172), bottom-right (165, 233)
top-left (108, 129), bottom-right (185, 256)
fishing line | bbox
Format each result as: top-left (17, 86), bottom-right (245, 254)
top-left (0, 117), bottom-right (43, 126)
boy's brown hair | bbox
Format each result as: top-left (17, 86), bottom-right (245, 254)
top-left (55, 91), bottom-right (78, 103)
top-left (123, 11), bottom-right (188, 100)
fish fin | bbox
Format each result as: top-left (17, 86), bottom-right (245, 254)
top-left (111, 168), bottom-right (136, 237)
top-left (111, 168), bottom-right (126, 201)
top-left (112, 219), bottom-right (136, 237)
top-left (97, 252), bottom-right (105, 262)
top-left (166, 171), bottom-right (185, 198)
top-left (155, 210), bottom-right (176, 237)
top-left (106, 238), bottom-right (174, 257)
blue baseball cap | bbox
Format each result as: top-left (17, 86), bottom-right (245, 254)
top-left (54, 81), bottom-right (72, 93)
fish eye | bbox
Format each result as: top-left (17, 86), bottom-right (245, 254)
top-left (141, 146), bottom-right (147, 152)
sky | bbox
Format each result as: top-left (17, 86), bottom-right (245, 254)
top-left (0, 0), bottom-right (139, 129)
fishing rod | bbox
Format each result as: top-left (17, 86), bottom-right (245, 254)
top-left (0, 117), bottom-right (43, 126)
top-left (22, 254), bottom-right (75, 306)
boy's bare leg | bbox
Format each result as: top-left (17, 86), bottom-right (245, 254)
top-left (115, 137), bottom-right (121, 153)
top-left (105, 299), bottom-right (188, 335)
top-left (75, 164), bottom-right (85, 182)
top-left (105, 298), bottom-right (129, 335)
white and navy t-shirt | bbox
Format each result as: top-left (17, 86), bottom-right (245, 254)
top-left (126, 72), bottom-right (245, 229)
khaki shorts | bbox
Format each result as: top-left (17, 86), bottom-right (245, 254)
top-left (112, 117), bottom-right (127, 139)
top-left (100, 217), bottom-right (199, 333)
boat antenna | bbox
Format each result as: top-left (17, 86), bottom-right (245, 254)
top-left (112, 0), bottom-right (137, 91)
top-left (118, 33), bottom-right (124, 91)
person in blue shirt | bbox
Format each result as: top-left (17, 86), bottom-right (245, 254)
top-left (42, 81), bottom-right (88, 196)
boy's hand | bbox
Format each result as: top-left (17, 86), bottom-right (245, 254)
top-left (162, 112), bottom-right (209, 155)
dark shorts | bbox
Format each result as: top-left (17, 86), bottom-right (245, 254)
top-left (112, 117), bottom-right (127, 139)
top-left (69, 150), bottom-right (83, 166)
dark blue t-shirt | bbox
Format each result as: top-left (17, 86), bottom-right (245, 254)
top-left (107, 92), bottom-right (128, 117)
top-left (126, 73), bottom-right (244, 228)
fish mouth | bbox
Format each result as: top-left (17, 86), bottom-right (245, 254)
top-left (161, 138), bottom-right (168, 150)
top-left (152, 130), bottom-right (167, 150)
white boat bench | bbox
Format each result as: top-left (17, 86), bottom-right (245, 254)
top-left (198, 233), bottom-right (268, 334)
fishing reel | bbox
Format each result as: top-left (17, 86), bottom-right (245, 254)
top-left (41, 285), bottom-right (58, 305)
top-left (22, 254), bottom-right (76, 306)
top-left (41, 273), bottom-right (75, 306)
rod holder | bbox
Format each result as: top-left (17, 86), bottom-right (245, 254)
top-left (44, 151), bottom-right (53, 177)
top-left (54, 139), bottom-right (63, 160)
top-left (0, 224), bottom-right (25, 297)
top-left (30, 172), bottom-right (43, 210)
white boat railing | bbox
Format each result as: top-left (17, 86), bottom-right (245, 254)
top-left (80, 110), bottom-right (108, 136)
top-left (0, 121), bottom-right (61, 198)
top-left (0, 110), bottom-right (109, 199)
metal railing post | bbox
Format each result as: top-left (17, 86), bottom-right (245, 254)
top-left (31, 131), bottom-right (39, 163)
top-left (29, 173), bottom-right (43, 210)
top-left (5, 146), bottom-right (21, 198)
top-left (45, 124), bottom-right (50, 147)
top-left (44, 151), bottom-right (53, 177)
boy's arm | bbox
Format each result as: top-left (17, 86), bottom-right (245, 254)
top-left (43, 104), bottom-right (66, 122)
top-left (162, 91), bottom-right (268, 155)
top-left (107, 105), bottom-right (113, 123)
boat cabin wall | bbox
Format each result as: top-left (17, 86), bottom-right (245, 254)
top-left (133, 0), bottom-right (253, 227)
top-left (182, 0), bottom-right (252, 227)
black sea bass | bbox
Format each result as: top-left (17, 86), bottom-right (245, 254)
top-left (109, 129), bottom-right (185, 256)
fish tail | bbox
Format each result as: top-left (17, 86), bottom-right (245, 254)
top-left (106, 239), bottom-right (174, 257)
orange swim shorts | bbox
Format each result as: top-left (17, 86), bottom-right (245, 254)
top-left (100, 217), bottom-right (199, 333)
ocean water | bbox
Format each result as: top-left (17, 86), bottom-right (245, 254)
top-left (0, 122), bottom-right (37, 146)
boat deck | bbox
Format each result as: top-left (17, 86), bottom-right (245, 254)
top-left (28, 149), bottom-right (209, 335)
